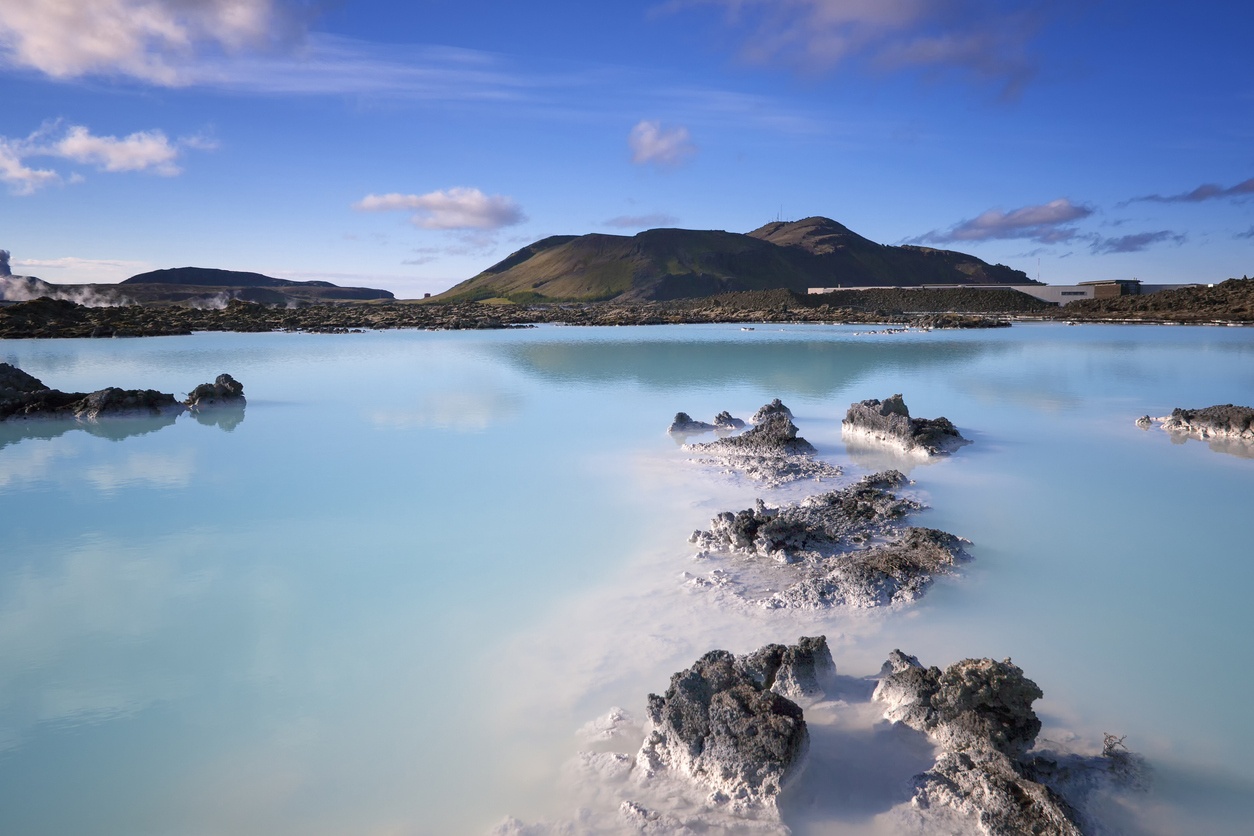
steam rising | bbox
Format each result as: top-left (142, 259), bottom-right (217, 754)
top-left (0, 251), bottom-right (130, 306)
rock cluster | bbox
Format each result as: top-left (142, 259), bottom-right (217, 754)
top-left (713, 410), bottom-right (745, 430)
top-left (910, 313), bottom-right (1010, 329)
top-left (842, 394), bottom-right (969, 456)
top-left (686, 401), bottom-right (840, 487)
top-left (874, 651), bottom-right (1095, 836)
top-left (667, 412), bottom-right (716, 433)
top-left (1, 362), bottom-right (243, 423)
top-left (689, 471), bottom-right (968, 609)
top-left (636, 637), bottom-right (832, 813)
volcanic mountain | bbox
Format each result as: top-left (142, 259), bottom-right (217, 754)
top-left (436, 217), bottom-right (1031, 303)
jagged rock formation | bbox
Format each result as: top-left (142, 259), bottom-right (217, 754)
top-left (713, 410), bottom-right (745, 430)
top-left (751, 398), bottom-right (793, 424)
top-left (688, 471), bottom-right (968, 609)
top-left (635, 638), bottom-right (831, 814)
top-left (1, 362), bottom-right (243, 423)
top-left (686, 402), bottom-right (839, 487)
top-left (842, 394), bottom-right (969, 456)
top-left (668, 412), bottom-right (716, 433)
top-left (873, 651), bottom-right (1144, 836)
top-left (1141, 404), bottom-right (1254, 443)
top-left (184, 373), bottom-right (246, 409)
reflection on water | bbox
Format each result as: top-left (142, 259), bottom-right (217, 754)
top-left (191, 404), bottom-right (246, 432)
top-left (0, 413), bottom-right (181, 452)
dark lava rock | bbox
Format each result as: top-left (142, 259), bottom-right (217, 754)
top-left (0, 362), bottom-right (46, 395)
top-left (1160, 404), bottom-right (1254, 440)
top-left (667, 411), bottom-right (715, 433)
top-left (636, 639), bottom-right (822, 812)
top-left (911, 313), bottom-right (1010, 329)
top-left (873, 652), bottom-right (1086, 835)
top-left (842, 394), bottom-right (969, 456)
top-left (751, 398), bottom-right (793, 424)
top-left (185, 373), bottom-right (246, 409)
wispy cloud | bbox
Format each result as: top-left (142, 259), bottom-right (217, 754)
top-left (1090, 230), bottom-right (1185, 254)
top-left (603, 213), bottom-right (680, 228)
top-left (912, 198), bottom-right (1093, 245)
top-left (1132, 177), bottom-right (1254, 204)
top-left (354, 188), bottom-right (526, 231)
top-left (0, 0), bottom-right (302, 84)
top-left (1237, 226), bottom-right (1254, 240)
top-left (0, 123), bottom-right (209, 194)
top-left (668, 0), bottom-right (1050, 98)
top-left (629, 120), bottom-right (696, 167)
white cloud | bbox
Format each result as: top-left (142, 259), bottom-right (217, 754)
top-left (0, 0), bottom-right (295, 84)
top-left (0, 137), bottom-right (60, 195)
top-left (628, 120), bottom-right (696, 167)
top-left (915, 198), bottom-right (1094, 245)
top-left (53, 126), bottom-right (182, 174)
top-left (0, 123), bottom-right (209, 195)
top-left (354, 187), bottom-right (526, 231)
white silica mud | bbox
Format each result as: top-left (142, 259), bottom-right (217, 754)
top-left (1, 322), bottom-right (1253, 835)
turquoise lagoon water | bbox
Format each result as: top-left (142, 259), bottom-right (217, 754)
top-left (1, 323), bottom-right (1252, 834)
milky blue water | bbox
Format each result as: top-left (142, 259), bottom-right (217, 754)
top-left (1, 323), bottom-right (1252, 834)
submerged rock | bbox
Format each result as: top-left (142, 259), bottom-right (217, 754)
top-left (185, 373), bottom-right (246, 409)
top-left (668, 411), bottom-right (716, 434)
top-left (873, 652), bottom-right (1143, 836)
top-left (842, 394), bottom-right (969, 456)
top-left (688, 472), bottom-right (969, 609)
top-left (636, 638), bottom-right (826, 814)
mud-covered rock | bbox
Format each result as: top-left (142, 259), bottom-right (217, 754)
top-left (668, 411), bottom-right (716, 433)
top-left (636, 640), bottom-right (818, 813)
top-left (686, 403), bottom-right (839, 487)
top-left (713, 410), bottom-right (745, 430)
top-left (751, 398), bottom-right (793, 424)
top-left (842, 394), bottom-right (969, 456)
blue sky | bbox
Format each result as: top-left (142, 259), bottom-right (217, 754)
top-left (1, 0), bottom-right (1251, 298)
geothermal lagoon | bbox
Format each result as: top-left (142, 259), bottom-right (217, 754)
top-left (1, 323), bottom-right (1253, 834)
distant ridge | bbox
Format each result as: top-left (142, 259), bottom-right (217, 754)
top-left (123, 266), bottom-right (336, 288)
top-left (437, 216), bottom-right (1031, 303)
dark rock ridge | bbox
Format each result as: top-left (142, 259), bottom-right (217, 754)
top-left (635, 637), bottom-right (832, 813)
top-left (1, 363), bottom-right (243, 423)
top-left (873, 651), bottom-right (1144, 836)
top-left (910, 313), bottom-right (1010, 329)
top-left (842, 394), bottom-right (969, 456)
top-left (688, 471), bottom-right (969, 608)
top-left (685, 404), bottom-right (840, 487)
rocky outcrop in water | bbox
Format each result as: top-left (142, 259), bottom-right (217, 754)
top-left (668, 412), bottom-right (716, 433)
top-left (635, 638), bottom-right (830, 814)
top-left (1141, 404), bottom-right (1254, 442)
top-left (1, 362), bottom-right (244, 423)
top-left (1, 362), bottom-right (181, 421)
top-left (185, 373), bottom-right (246, 409)
top-left (751, 398), bottom-right (793, 424)
top-left (873, 651), bottom-right (1144, 836)
top-left (842, 394), bottom-right (969, 456)
top-left (687, 471), bottom-right (968, 609)
top-left (686, 404), bottom-right (840, 487)
top-left (713, 410), bottom-right (745, 430)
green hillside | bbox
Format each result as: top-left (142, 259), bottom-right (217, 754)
top-left (437, 217), bottom-right (1030, 303)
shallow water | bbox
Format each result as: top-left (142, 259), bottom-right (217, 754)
top-left (1, 323), bottom-right (1252, 834)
